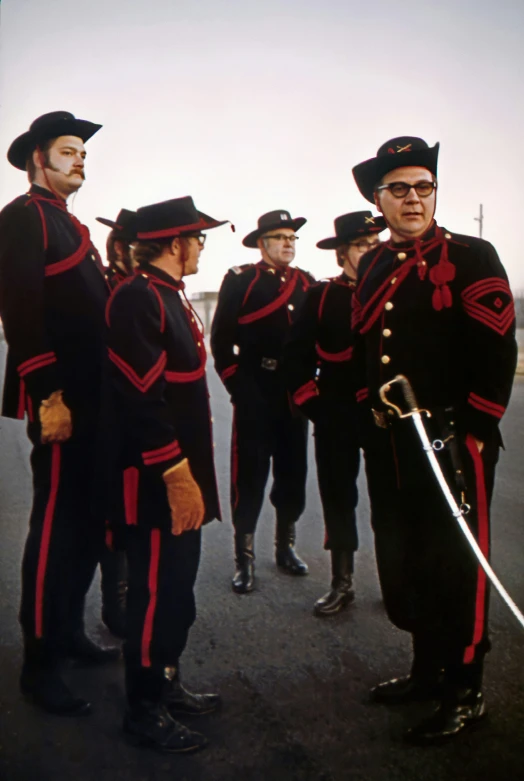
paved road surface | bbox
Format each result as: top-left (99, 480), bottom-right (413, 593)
top-left (0, 339), bottom-right (523, 781)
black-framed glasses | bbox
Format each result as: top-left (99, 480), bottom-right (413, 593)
top-left (348, 239), bottom-right (381, 252)
top-left (263, 233), bottom-right (299, 243)
top-left (375, 181), bottom-right (437, 199)
top-left (181, 232), bottom-right (207, 246)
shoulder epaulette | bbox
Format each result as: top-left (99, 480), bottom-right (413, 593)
top-left (229, 263), bottom-right (253, 275)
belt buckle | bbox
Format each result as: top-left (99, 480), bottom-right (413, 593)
top-left (261, 357), bottom-right (278, 371)
top-left (372, 408), bottom-right (389, 429)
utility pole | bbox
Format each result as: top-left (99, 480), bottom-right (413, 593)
top-left (474, 203), bottom-right (484, 238)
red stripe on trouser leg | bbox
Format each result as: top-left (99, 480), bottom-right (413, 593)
top-left (231, 409), bottom-right (239, 511)
top-left (141, 529), bottom-right (161, 668)
top-left (463, 434), bottom-right (490, 664)
top-left (35, 444), bottom-right (61, 638)
top-left (123, 467), bottom-right (139, 525)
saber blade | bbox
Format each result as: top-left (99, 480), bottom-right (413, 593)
top-left (380, 375), bottom-right (524, 631)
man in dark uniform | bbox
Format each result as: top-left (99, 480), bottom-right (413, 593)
top-left (93, 208), bottom-right (138, 638)
top-left (351, 137), bottom-right (517, 743)
top-left (107, 196), bottom-right (229, 753)
top-left (211, 210), bottom-right (314, 594)
top-left (284, 211), bottom-right (386, 616)
top-left (0, 112), bottom-right (119, 717)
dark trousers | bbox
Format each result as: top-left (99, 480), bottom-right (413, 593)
top-left (314, 408), bottom-right (360, 552)
top-left (124, 526), bottom-right (201, 673)
top-left (20, 429), bottom-right (104, 661)
top-left (364, 414), bottom-right (498, 669)
top-left (230, 403), bottom-right (308, 534)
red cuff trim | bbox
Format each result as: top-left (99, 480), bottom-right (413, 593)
top-left (165, 363), bottom-right (206, 383)
top-left (220, 364), bottom-right (238, 382)
top-left (109, 349), bottom-right (167, 393)
top-left (142, 440), bottom-right (182, 466)
top-left (18, 352), bottom-right (57, 377)
top-left (293, 380), bottom-right (318, 406)
top-left (356, 387), bottom-right (369, 403)
top-left (316, 343), bottom-right (353, 363)
top-left (468, 392), bottom-right (505, 420)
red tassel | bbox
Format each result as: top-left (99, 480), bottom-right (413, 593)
top-left (417, 261), bottom-right (427, 280)
top-left (432, 287), bottom-right (443, 311)
top-left (441, 284), bottom-right (452, 308)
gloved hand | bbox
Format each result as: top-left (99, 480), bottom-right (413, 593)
top-left (163, 458), bottom-right (205, 536)
top-left (39, 390), bottom-right (73, 444)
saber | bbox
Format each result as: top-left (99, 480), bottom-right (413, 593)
top-left (379, 374), bottom-right (524, 631)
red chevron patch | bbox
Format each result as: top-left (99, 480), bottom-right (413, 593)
top-left (461, 277), bottom-right (515, 336)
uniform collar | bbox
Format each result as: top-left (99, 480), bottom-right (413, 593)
top-left (339, 271), bottom-right (356, 287)
top-left (138, 263), bottom-right (185, 291)
top-left (28, 183), bottom-right (66, 203)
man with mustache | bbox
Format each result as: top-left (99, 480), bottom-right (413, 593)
top-left (211, 210), bottom-right (314, 594)
top-left (0, 112), bottom-right (119, 717)
top-left (284, 211), bottom-right (386, 616)
top-left (351, 137), bottom-right (517, 743)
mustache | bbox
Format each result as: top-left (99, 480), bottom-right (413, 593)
top-left (70, 168), bottom-right (85, 179)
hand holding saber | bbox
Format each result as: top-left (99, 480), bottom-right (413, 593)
top-left (379, 374), bottom-right (524, 631)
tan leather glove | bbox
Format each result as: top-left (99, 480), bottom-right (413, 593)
top-left (163, 458), bottom-right (205, 536)
top-left (39, 390), bottom-right (73, 444)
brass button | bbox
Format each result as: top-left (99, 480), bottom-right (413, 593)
top-left (141, 273), bottom-right (147, 278)
top-left (387, 409), bottom-right (395, 417)
top-left (445, 232), bottom-right (452, 239)
top-left (191, 318), bottom-right (195, 323)
top-left (385, 302), bottom-right (394, 311)
top-left (390, 277), bottom-right (397, 285)
top-left (197, 341), bottom-right (201, 347)
top-left (383, 328), bottom-right (392, 337)
top-left (281, 277), bottom-right (286, 282)
top-left (269, 268), bottom-right (275, 274)
top-left (381, 355), bottom-right (391, 364)
top-left (288, 304), bottom-right (294, 311)
top-left (397, 252), bottom-right (407, 261)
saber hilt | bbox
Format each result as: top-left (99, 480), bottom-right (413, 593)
top-left (379, 374), bottom-right (430, 419)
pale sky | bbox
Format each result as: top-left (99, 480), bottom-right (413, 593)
top-left (0, 0), bottom-right (523, 295)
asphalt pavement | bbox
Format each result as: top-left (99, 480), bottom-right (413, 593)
top-left (0, 338), bottom-right (523, 781)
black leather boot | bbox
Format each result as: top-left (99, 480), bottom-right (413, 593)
top-left (100, 548), bottom-right (128, 639)
top-left (124, 667), bottom-right (207, 753)
top-left (370, 635), bottom-right (444, 705)
top-left (163, 665), bottom-right (221, 716)
top-left (275, 518), bottom-right (308, 576)
top-left (314, 550), bottom-right (354, 616)
top-left (66, 631), bottom-right (121, 666)
top-left (232, 533), bottom-right (255, 593)
top-left (20, 638), bottom-right (91, 717)
top-left (404, 689), bottom-right (486, 744)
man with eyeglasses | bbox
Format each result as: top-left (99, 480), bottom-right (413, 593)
top-left (106, 196), bottom-right (230, 753)
top-left (211, 210), bottom-right (314, 594)
top-left (283, 211), bottom-right (386, 617)
top-left (350, 137), bottom-right (517, 743)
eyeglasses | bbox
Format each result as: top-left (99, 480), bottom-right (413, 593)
top-left (181, 232), bottom-right (206, 246)
top-left (263, 233), bottom-right (299, 243)
top-left (349, 239), bottom-right (381, 252)
top-left (375, 181), bottom-right (437, 199)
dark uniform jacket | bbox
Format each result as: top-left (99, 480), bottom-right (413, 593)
top-left (0, 184), bottom-right (109, 434)
top-left (106, 264), bottom-right (128, 290)
top-left (211, 260), bottom-right (315, 410)
top-left (352, 223), bottom-right (517, 442)
top-left (283, 272), bottom-right (357, 419)
top-left (106, 265), bottom-right (220, 530)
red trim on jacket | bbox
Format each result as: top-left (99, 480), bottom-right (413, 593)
top-left (220, 364), bottom-right (238, 382)
top-left (318, 284), bottom-right (330, 321)
top-left (108, 349), bottom-right (167, 393)
top-left (141, 529), bottom-right (161, 667)
top-left (356, 387), bottom-right (369, 403)
top-left (467, 392), bottom-right (505, 420)
top-left (463, 435), bottom-right (490, 664)
top-left (148, 282), bottom-right (166, 333)
top-left (35, 444), bottom-right (61, 638)
top-left (315, 344), bottom-right (354, 363)
top-left (123, 467), bottom-right (139, 526)
top-left (165, 363), bottom-right (206, 383)
top-left (44, 225), bottom-right (92, 277)
top-left (238, 271), bottom-right (298, 325)
top-left (461, 277), bottom-right (515, 336)
top-left (18, 352), bottom-right (57, 378)
top-left (242, 266), bottom-right (261, 307)
top-left (142, 440), bottom-right (182, 467)
top-left (293, 380), bottom-right (318, 406)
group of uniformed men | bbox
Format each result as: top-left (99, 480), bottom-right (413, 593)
top-left (0, 111), bottom-right (517, 753)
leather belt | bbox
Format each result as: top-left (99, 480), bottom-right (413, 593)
top-left (261, 357), bottom-right (278, 371)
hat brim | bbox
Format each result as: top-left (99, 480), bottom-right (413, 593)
top-left (136, 213), bottom-right (229, 240)
top-left (352, 143), bottom-right (439, 203)
top-left (242, 217), bottom-right (307, 248)
top-left (8, 119), bottom-right (102, 170)
top-left (316, 220), bottom-right (387, 250)
top-left (96, 216), bottom-right (136, 242)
